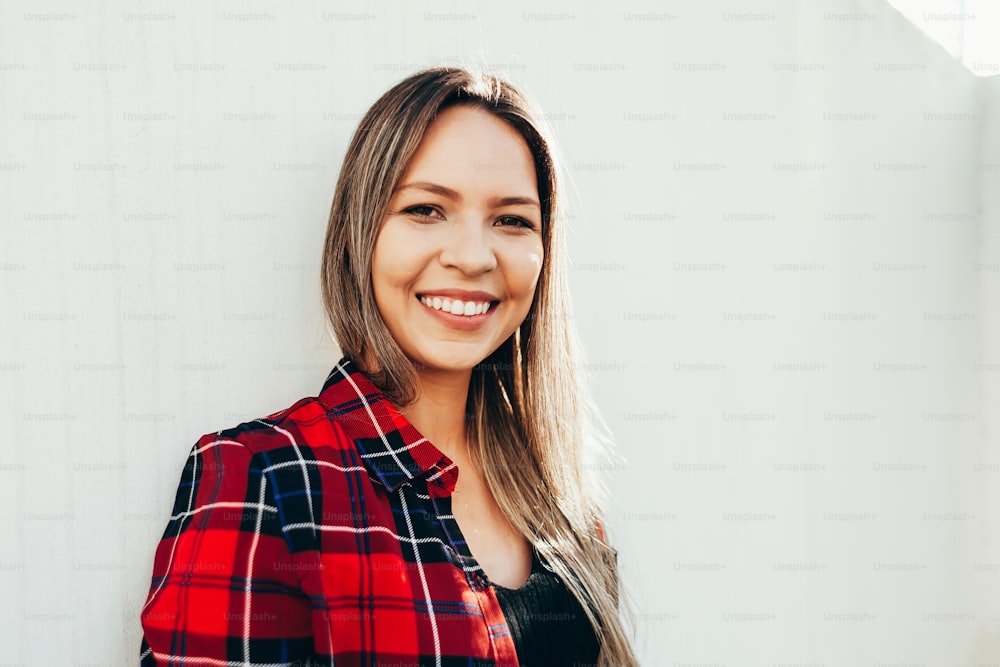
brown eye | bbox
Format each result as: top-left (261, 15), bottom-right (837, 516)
top-left (496, 216), bottom-right (535, 230)
top-left (403, 205), bottom-right (442, 220)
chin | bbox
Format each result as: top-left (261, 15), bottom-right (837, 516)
top-left (410, 346), bottom-right (492, 373)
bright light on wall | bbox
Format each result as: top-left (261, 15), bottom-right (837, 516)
top-left (884, 0), bottom-right (1000, 76)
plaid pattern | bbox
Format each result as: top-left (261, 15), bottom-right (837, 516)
top-left (139, 356), bottom-right (524, 666)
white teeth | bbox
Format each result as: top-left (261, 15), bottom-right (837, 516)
top-left (419, 295), bottom-right (494, 317)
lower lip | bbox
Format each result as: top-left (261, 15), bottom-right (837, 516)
top-left (416, 296), bottom-right (499, 331)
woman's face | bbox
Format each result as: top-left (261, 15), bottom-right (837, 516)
top-left (372, 104), bottom-right (544, 375)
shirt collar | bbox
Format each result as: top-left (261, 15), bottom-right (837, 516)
top-left (316, 355), bottom-right (459, 497)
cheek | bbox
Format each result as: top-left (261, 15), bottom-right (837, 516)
top-left (518, 245), bottom-right (544, 291)
top-left (497, 243), bottom-right (544, 314)
top-left (528, 252), bottom-right (542, 275)
top-left (371, 241), bottom-right (406, 323)
top-left (371, 222), bottom-right (421, 292)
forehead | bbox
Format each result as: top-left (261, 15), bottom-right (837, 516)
top-left (397, 105), bottom-right (538, 198)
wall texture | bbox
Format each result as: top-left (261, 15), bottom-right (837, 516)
top-left (0, 0), bottom-right (995, 664)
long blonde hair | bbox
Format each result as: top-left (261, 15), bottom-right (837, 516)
top-left (320, 66), bottom-right (639, 667)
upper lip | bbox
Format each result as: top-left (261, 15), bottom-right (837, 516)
top-left (417, 289), bottom-right (500, 302)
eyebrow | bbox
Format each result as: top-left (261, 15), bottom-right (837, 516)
top-left (394, 181), bottom-right (540, 209)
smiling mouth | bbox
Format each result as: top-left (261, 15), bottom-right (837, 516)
top-left (416, 294), bottom-right (499, 317)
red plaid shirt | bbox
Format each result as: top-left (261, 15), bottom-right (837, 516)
top-left (140, 355), bottom-right (595, 666)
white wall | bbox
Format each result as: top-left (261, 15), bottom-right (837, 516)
top-left (974, 71), bottom-right (1000, 667)
top-left (1, 0), bottom-right (995, 664)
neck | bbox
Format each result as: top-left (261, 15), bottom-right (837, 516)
top-left (396, 366), bottom-right (474, 467)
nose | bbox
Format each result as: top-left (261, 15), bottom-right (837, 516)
top-left (438, 216), bottom-right (497, 275)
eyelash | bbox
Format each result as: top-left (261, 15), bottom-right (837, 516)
top-left (402, 205), bottom-right (536, 230)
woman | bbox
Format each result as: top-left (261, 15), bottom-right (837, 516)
top-left (139, 66), bottom-right (638, 667)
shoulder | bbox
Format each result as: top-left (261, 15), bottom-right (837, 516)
top-left (175, 393), bottom-right (361, 503)
top-left (171, 394), bottom-right (365, 550)
top-left (197, 394), bottom-right (352, 459)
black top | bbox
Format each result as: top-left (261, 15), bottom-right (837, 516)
top-left (492, 549), bottom-right (600, 666)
